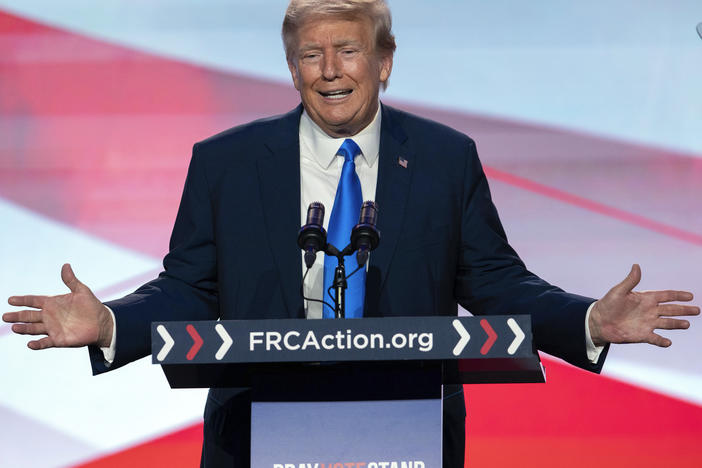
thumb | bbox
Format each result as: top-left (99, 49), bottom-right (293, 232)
top-left (615, 263), bottom-right (641, 294)
top-left (61, 263), bottom-right (84, 293)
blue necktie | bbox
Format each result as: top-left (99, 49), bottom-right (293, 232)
top-left (323, 139), bottom-right (365, 318)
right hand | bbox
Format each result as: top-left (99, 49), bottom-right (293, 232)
top-left (3, 263), bottom-right (113, 350)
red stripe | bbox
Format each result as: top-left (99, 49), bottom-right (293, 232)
top-left (484, 166), bottom-right (702, 246)
top-left (73, 424), bottom-right (202, 468)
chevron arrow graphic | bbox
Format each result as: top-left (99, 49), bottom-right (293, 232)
top-left (479, 319), bottom-right (497, 355)
top-left (214, 324), bottom-right (233, 360)
top-left (185, 324), bottom-right (204, 360)
top-left (156, 324), bottom-right (174, 361)
top-left (452, 319), bottom-right (471, 356)
top-left (506, 318), bottom-right (525, 355)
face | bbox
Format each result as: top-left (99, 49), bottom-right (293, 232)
top-left (288, 17), bottom-right (393, 138)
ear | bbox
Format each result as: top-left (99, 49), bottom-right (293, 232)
top-left (378, 53), bottom-right (393, 84)
top-left (288, 59), bottom-right (301, 91)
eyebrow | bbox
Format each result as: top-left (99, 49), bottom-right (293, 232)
top-left (299, 39), bottom-right (364, 52)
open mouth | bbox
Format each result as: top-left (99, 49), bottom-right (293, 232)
top-left (319, 89), bottom-right (352, 99)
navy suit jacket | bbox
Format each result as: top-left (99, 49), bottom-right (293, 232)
top-left (90, 103), bottom-right (607, 464)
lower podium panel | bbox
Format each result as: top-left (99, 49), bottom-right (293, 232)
top-left (249, 363), bottom-right (443, 467)
top-left (251, 399), bottom-right (441, 468)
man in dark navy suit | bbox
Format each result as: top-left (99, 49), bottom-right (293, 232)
top-left (4, 1), bottom-right (699, 467)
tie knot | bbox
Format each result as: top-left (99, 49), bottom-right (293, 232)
top-left (337, 138), bottom-right (361, 163)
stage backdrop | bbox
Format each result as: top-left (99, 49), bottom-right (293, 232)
top-left (1, 1), bottom-right (701, 467)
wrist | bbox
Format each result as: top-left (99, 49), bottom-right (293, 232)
top-left (96, 306), bottom-right (114, 348)
top-left (588, 302), bottom-right (606, 347)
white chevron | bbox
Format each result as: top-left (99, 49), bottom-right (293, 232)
top-left (215, 324), bottom-right (233, 360)
top-left (506, 318), bottom-right (525, 355)
top-left (452, 319), bottom-right (471, 356)
top-left (156, 325), bottom-right (174, 361)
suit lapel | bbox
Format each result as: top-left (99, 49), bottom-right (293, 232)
top-left (367, 104), bottom-right (414, 313)
top-left (257, 105), bottom-right (305, 318)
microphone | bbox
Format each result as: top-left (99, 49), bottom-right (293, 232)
top-left (298, 202), bottom-right (327, 268)
top-left (350, 201), bottom-right (380, 266)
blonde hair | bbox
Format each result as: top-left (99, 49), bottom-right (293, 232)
top-left (282, 0), bottom-right (396, 62)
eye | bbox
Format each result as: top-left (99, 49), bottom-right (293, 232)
top-left (301, 52), bottom-right (321, 62)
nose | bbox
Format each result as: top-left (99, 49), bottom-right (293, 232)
top-left (321, 52), bottom-right (342, 81)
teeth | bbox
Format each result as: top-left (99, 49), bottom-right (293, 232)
top-left (321, 90), bottom-right (351, 98)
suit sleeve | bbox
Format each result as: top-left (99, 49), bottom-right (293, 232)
top-left (89, 143), bottom-right (220, 374)
top-left (454, 140), bottom-right (608, 372)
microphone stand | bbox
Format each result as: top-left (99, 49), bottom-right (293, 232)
top-left (325, 243), bottom-right (353, 319)
top-left (332, 258), bottom-right (347, 319)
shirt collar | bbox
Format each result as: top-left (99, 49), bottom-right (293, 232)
top-left (299, 104), bottom-right (381, 170)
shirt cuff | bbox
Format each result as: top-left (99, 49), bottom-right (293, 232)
top-left (585, 301), bottom-right (605, 364)
top-left (100, 305), bottom-right (117, 364)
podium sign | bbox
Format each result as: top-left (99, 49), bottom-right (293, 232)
top-left (251, 399), bottom-right (441, 467)
top-left (152, 315), bottom-right (544, 387)
top-left (152, 315), bottom-right (532, 364)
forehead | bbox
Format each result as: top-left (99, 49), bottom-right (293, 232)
top-left (295, 15), bottom-right (374, 48)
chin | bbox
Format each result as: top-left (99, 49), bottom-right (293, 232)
top-left (318, 112), bottom-right (355, 128)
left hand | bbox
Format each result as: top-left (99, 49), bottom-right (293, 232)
top-left (589, 264), bottom-right (699, 347)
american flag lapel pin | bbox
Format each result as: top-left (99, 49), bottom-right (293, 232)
top-left (398, 156), bottom-right (408, 168)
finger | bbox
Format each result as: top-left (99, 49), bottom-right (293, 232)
top-left (7, 295), bottom-right (46, 309)
top-left (61, 263), bottom-right (84, 293)
top-left (11, 322), bottom-right (47, 335)
top-left (2, 309), bottom-right (43, 323)
top-left (615, 264), bottom-right (641, 294)
top-left (28, 336), bottom-right (55, 350)
top-left (647, 332), bottom-right (672, 348)
top-left (650, 290), bottom-right (694, 303)
top-left (657, 304), bottom-right (701, 317)
top-left (656, 317), bottom-right (691, 330)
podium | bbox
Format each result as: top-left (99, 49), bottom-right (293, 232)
top-left (152, 316), bottom-right (544, 466)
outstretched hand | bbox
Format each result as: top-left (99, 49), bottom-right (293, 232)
top-left (589, 264), bottom-right (699, 347)
top-left (3, 264), bottom-right (113, 350)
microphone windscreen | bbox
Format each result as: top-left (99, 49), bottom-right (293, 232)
top-left (358, 200), bottom-right (378, 225)
top-left (306, 202), bottom-right (325, 226)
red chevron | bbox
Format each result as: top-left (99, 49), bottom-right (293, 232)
top-left (479, 319), bottom-right (497, 355)
top-left (185, 324), bottom-right (203, 360)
